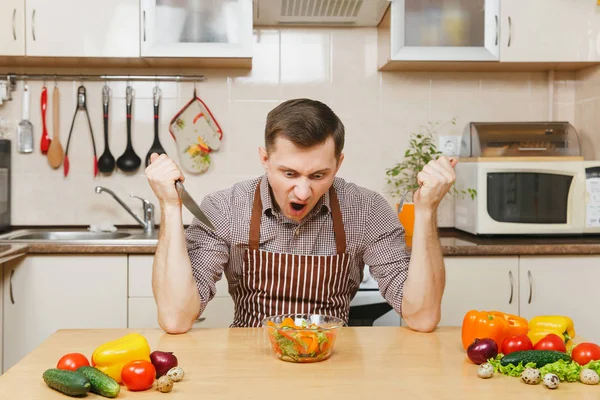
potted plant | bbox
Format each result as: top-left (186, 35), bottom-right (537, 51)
top-left (385, 118), bottom-right (476, 240)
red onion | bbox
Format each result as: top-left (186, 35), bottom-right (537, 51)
top-left (150, 351), bottom-right (178, 378)
top-left (467, 338), bottom-right (498, 365)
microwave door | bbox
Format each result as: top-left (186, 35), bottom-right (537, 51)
top-left (487, 172), bottom-right (573, 224)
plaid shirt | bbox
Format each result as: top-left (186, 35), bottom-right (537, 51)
top-left (185, 175), bottom-right (411, 318)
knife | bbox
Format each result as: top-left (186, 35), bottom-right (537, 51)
top-left (175, 180), bottom-right (215, 231)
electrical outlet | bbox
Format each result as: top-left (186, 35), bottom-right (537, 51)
top-left (439, 136), bottom-right (460, 156)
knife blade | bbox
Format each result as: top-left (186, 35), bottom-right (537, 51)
top-left (175, 180), bottom-right (215, 231)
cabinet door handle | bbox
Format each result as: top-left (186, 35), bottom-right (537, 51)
top-left (507, 16), bottom-right (512, 47)
top-left (31, 9), bottom-right (36, 41)
top-left (494, 15), bottom-right (498, 46)
top-left (508, 270), bottom-right (514, 304)
top-left (527, 270), bottom-right (533, 304)
top-left (143, 10), bottom-right (146, 42)
top-left (12, 8), bottom-right (17, 41)
top-left (9, 269), bottom-right (15, 304)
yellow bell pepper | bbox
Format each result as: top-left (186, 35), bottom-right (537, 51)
top-left (91, 333), bottom-right (151, 383)
top-left (528, 315), bottom-right (575, 346)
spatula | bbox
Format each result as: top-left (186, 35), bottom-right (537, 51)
top-left (47, 86), bottom-right (64, 168)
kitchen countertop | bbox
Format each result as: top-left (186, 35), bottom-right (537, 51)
top-left (0, 327), bottom-right (596, 399)
top-left (0, 227), bottom-right (600, 256)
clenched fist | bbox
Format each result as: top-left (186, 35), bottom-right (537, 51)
top-left (145, 153), bottom-right (185, 209)
top-left (414, 156), bottom-right (457, 213)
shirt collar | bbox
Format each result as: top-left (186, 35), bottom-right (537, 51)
top-left (259, 175), bottom-right (331, 218)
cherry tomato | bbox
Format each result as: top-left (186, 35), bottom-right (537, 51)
top-left (571, 343), bottom-right (600, 365)
top-left (533, 333), bottom-right (566, 353)
top-left (501, 334), bottom-right (533, 355)
top-left (56, 353), bottom-right (90, 371)
top-left (121, 360), bottom-right (156, 391)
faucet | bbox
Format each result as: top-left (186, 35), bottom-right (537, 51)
top-left (95, 186), bottom-right (155, 234)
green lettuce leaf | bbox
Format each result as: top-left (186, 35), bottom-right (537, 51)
top-left (539, 359), bottom-right (582, 382)
top-left (583, 360), bottom-right (600, 375)
top-left (487, 354), bottom-right (535, 377)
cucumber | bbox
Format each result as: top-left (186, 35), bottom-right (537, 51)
top-left (42, 368), bottom-right (90, 397)
top-left (76, 366), bottom-right (120, 398)
top-left (500, 350), bottom-right (571, 368)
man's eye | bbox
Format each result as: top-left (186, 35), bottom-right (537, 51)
top-left (284, 171), bottom-right (296, 177)
top-left (312, 174), bottom-right (324, 180)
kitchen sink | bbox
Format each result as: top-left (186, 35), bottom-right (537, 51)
top-left (10, 231), bottom-right (131, 241)
top-left (0, 228), bottom-right (159, 245)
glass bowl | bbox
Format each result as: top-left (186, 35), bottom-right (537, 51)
top-left (261, 314), bottom-right (344, 363)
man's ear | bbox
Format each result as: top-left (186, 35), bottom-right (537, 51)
top-left (258, 146), bottom-right (269, 171)
top-left (335, 153), bottom-right (345, 173)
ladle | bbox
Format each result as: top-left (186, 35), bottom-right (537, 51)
top-left (116, 85), bottom-right (141, 172)
top-left (97, 84), bottom-right (115, 173)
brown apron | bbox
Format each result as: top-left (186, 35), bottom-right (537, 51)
top-left (231, 182), bottom-right (352, 328)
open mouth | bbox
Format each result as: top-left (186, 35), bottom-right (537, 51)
top-left (290, 202), bottom-right (306, 212)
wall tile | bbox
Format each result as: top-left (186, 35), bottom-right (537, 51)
top-left (230, 29), bottom-right (281, 101)
top-left (430, 72), bottom-right (481, 102)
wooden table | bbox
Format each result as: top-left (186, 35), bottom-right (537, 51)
top-left (0, 326), bottom-right (598, 399)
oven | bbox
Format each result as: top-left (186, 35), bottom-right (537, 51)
top-left (348, 265), bottom-right (402, 326)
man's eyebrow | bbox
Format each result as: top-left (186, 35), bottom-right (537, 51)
top-left (278, 166), bottom-right (332, 174)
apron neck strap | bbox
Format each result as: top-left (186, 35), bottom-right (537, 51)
top-left (249, 180), bottom-right (347, 254)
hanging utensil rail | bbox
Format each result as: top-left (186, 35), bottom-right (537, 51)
top-left (5, 73), bottom-right (206, 90)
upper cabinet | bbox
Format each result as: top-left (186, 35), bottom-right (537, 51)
top-left (389, 0), bottom-right (500, 61)
top-left (140, 0), bottom-right (253, 59)
top-left (0, 0), bottom-right (253, 68)
top-left (379, 0), bottom-right (600, 71)
top-left (0, 0), bottom-right (25, 56)
top-left (500, 0), bottom-right (600, 62)
top-left (24, 0), bottom-right (139, 58)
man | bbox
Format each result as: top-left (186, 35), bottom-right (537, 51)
top-left (145, 98), bottom-right (456, 334)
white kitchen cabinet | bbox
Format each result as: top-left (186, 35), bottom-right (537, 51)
top-left (498, 0), bottom-right (600, 62)
top-left (388, 0), bottom-right (500, 61)
top-left (128, 297), bottom-right (235, 329)
top-left (0, 0), bottom-right (25, 56)
top-left (128, 255), bottom-right (230, 298)
top-left (438, 256), bottom-right (519, 326)
top-left (24, 0), bottom-right (139, 57)
top-left (127, 255), bottom-right (233, 329)
top-left (2, 255), bottom-right (127, 372)
top-left (140, 0), bottom-right (253, 58)
top-left (519, 255), bottom-right (600, 342)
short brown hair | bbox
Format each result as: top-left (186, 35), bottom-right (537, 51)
top-left (265, 99), bottom-right (345, 159)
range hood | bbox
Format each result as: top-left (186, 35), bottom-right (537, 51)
top-left (254, 0), bottom-right (390, 26)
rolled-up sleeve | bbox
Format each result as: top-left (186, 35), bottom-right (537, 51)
top-left (361, 193), bottom-right (411, 317)
top-left (185, 191), bottom-right (231, 316)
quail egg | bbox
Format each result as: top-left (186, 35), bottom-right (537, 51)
top-left (580, 368), bottom-right (600, 385)
top-left (477, 362), bottom-right (494, 379)
top-left (543, 373), bottom-right (560, 389)
top-left (167, 366), bottom-right (184, 382)
top-left (521, 368), bottom-right (541, 385)
top-left (157, 376), bottom-right (173, 393)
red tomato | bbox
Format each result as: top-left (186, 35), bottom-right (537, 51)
top-left (121, 360), bottom-right (156, 391)
top-left (533, 333), bottom-right (566, 352)
top-left (56, 353), bottom-right (90, 371)
top-left (501, 334), bottom-right (533, 355)
top-left (571, 343), bottom-right (600, 365)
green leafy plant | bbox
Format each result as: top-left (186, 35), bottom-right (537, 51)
top-left (385, 118), bottom-right (476, 203)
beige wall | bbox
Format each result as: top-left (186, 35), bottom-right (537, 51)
top-left (0, 28), bottom-right (577, 228)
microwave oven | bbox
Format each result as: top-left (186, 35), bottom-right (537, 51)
top-left (454, 160), bottom-right (600, 235)
top-left (453, 121), bottom-right (599, 236)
